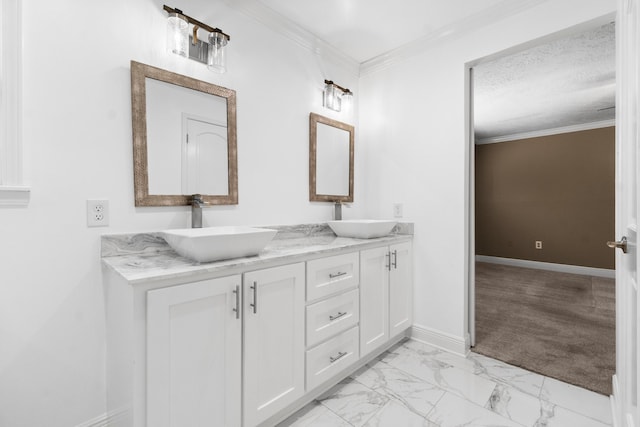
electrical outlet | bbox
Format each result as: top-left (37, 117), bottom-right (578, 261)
top-left (535, 240), bottom-right (543, 249)
top-left (393, 203), bottom-right (403, 218)
top-left (87, 199), bottom-right (109, 227)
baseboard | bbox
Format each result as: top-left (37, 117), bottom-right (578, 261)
top-left (476, 255), bottom-right (615, 279)
top-left (410, 324), bottom-right (469, 357)
top-left (75, 409), bottom-right (127, 427)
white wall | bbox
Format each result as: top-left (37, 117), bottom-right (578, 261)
top-left (359, 0), bottom-right (616, 343)
top-left (0, 1), bottom-right (361, 426)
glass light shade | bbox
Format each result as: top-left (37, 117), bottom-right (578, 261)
top-left (167, 12), bottom-right (189, 57)
top-left (323, 83), bottom-right (341, 111)
top-left (340, 91), bottom-right (353, 112)
top-left (207, 31), bottom-right (228, 73)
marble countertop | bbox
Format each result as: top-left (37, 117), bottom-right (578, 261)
top-left (102, 223), bottom-right (413, 285)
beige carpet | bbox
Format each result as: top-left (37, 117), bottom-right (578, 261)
top-left (473, 262), bottom-right (615, 395)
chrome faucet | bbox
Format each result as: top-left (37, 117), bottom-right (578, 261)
top-left (334, 202), bottom-right (342, 220)
top-left (191, 194), bottom-right (207, 228)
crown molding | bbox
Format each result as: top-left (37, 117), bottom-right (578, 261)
top-left (475, 119), bottom-right (615, 144)
top-left (359, 0), bottom-right (549, 75)
top-left (221, 0), bottom-right (360, 76)
top-left (223, 0), bottom-right (550, 77)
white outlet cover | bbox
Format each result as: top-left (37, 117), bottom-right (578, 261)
top-left (393, 203), bottom-right (403, 218)
top-left (87, 199), bottom-right (109, 227)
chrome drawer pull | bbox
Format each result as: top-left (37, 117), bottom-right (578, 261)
top-left (329, 351), bottom-right (348, 363)
top-left (329, 271), bottom-right (347, 279)
top-left (233, 285), bottom-right (240, 319)
top-left (386, 252), bottom-right (391, 271)
top-left (392, 250), bottom-right (398, 269)
top-left (250, 281), bottom-right (258, 314)
top-left (329, 311), bottom-right (347, 321)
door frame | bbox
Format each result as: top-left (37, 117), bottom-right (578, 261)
top-left (464, 13), bottom-right (617, 350)
top-left (613, 0), bottom-right (639, 424)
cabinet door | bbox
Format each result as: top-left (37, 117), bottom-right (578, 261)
top-left (243, 263), bottom-right (305, 427)
top-left (359, 246), bottom-right (390, 357)
top-left (389, 241), bottom-right (413, 337)
top-left (147, 275), bottom-right (242, 427)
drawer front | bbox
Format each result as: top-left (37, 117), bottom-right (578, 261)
top-left (306, 289), bottom-right (359, 347)
top-left (306, 252), bottom-right (359, 302)
top-left (306, 326), bottom-right (359, 391)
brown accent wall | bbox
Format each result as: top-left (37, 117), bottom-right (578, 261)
top-left (475, 127), bottom-right (615, 269)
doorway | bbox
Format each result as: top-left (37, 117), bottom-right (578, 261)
top-left (466, 18), bottom-right (616, 395)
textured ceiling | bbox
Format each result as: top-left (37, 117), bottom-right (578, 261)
top-left (473, 22), bottom-right (616, 141)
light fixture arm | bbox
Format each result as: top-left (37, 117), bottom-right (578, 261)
top-left (324, 79), bottom-right (351, 95)
top-left (192, 25), bottom-right (199, 45)
top-left (163, 5), bottom-right (230, 41)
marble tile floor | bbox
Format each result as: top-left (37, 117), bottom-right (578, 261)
top-left (279, 339), bottom-right (612, 427)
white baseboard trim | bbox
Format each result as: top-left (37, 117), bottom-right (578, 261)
top-left (75, 409), bottom-right (128, 427)
top-left (410, 324), bottom-right (469, 357)
top-left (476, 255), bottom-right (615, 279)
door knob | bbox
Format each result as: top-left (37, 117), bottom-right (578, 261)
top-left (607, 236), bottom-right (628, 253)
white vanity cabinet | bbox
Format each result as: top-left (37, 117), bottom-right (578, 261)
top-left (243, 263), bottom-right (306, 427)
top-left (146, 275), bottom-right (242, 427)
top-left (103, 230), bottom-right (413, 427)
top-left (360, 241), bottom-right (413, 358)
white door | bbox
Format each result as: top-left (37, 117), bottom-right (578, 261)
top-left (182, 115), bottom-right (229, 195)
top-left (389, 241), bottom-right (413, 337)
top-left (243, 263), bottom-right (305, 427)
top-left (360, 246), bottom-right (390, 357)
top-left (146, 276), bottom-right (242, 427)
top-left (614, 1), bottom-right (639, 424)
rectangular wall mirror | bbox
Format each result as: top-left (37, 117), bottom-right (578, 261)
top-left (131, 60), bottom-right (238, 206)
top-left (309, 113), bottom-right (354, 202)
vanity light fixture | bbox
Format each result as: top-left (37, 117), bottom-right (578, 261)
top-left (323, 80), bottom-right (353, 112)
top-left (163, 5), bottom-right (230, 73)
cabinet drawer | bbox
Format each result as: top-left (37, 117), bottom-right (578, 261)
top-left (306, 252), bottom-right (359, 301)
top-left (306, 289), bottom-right (359, 347)
top-left (306, 326), bottom-right (359, 391)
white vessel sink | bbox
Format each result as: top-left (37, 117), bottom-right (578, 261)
top-left (161, 226), bottom-right (277, 263)
top-left (328, 220), bottom-right (397, 239)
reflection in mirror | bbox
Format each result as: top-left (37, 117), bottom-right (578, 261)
top-left (316, 123), bottom-right (350, 196)
top-left (131, 60), bottom-right (238, 206)
top-left (146, 79), bottom-right (229, 195)
top-left (309, 113), bottom-right (354, 203)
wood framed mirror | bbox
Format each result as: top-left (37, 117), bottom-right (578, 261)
top-left (309, 113), bottom-right (354, 203)
top-left (131, 61), bottom-right (238, 206)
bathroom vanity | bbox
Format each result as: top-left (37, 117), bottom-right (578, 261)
top-left (102, 223), bottom-right (413, 427)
